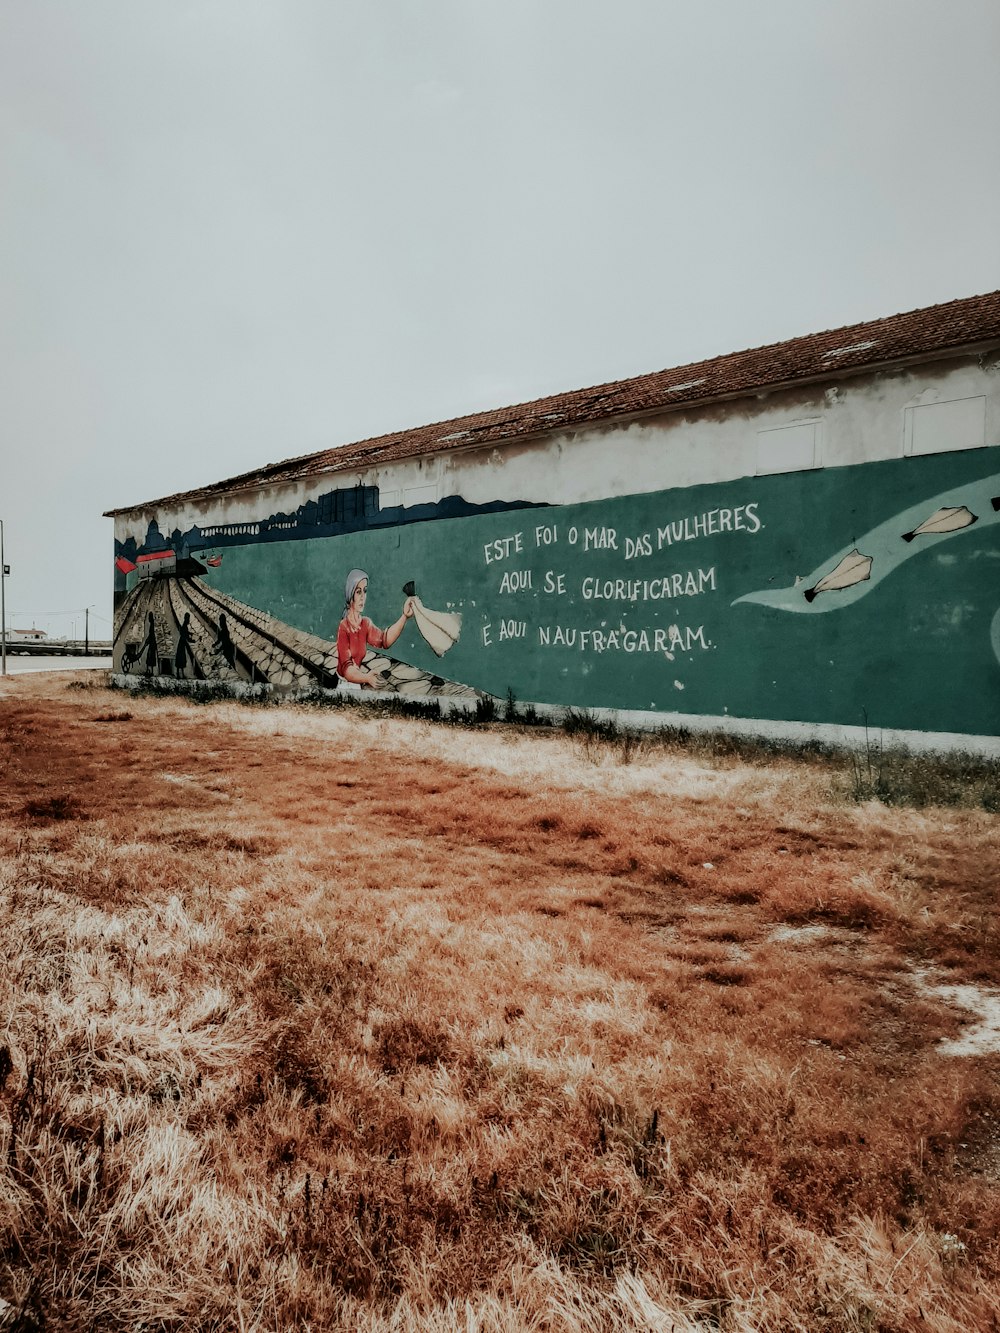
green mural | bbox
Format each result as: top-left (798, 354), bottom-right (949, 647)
top-left (189, 450), bottom-right (996, 735)
top-left (114, 448), bottom-right (1000, 736)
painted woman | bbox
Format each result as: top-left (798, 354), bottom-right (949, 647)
top-left (142, 612), bottom-right (158, 676)
top-left (213, 613), bottom-right (237, 669)
top-left (174, 611), bottom-right (194, 678)
top-left (336, 568), bottom-right (413, 688)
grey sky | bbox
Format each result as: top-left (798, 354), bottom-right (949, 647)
top-left (2, 0), bottom-right (998, 638)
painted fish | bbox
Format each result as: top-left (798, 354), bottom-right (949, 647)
top-left (401, 581), bottom-right (461, 656)
top-left (411, 599), bottom-right (462, 656)
top-left (803, 549), bottom-right (873, 603)
top-left (901, 505), bottom-right (978, 542)
top-left (386, 662), bottom-right (425, 681)
top-left (397, 677), bottom-right (433, 696)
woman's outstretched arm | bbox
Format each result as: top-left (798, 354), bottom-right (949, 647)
top-left (381, 597), bottom-right (414, 648)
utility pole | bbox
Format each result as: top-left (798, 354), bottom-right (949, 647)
top-left (0, 519), bottom-right (7, 677)
top-left (85, 607), bottom-right (89, 656)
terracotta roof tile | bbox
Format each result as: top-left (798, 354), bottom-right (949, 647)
top-left (105, 289), bottom-right (1000, 516)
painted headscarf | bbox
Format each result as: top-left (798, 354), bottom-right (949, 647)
top-left (344, 568), bottom-right (369, 612)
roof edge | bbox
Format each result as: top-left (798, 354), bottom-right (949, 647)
top-left (104, 289), bottom-right (1000, 518)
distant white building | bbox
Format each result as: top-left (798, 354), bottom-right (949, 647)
top-left (13, 627), bottom-right (47, 642)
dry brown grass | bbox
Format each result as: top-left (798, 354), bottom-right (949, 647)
top-left (0, 671), bottom-right (998, 1331)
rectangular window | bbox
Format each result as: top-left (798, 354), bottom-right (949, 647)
top-left (756, 420), bottom-right (821, 475)
top-left (904, 396), bottom-right (986, 457)
top-left (402, 483), bottom-right (438, 508)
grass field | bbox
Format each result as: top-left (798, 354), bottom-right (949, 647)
top-left (1, 672), bottom-right (998, 1331)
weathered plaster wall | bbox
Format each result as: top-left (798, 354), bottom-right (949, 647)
top-left (113, 352), bottom-right (1000, 545)
top-left (441, 354), bottom-right (1000, 508)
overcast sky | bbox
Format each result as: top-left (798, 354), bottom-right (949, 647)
top-left (2, 0), bottom-right (998, 639)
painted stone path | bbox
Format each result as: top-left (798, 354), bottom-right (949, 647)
top-left (114, 576), bottom-right (479, 700)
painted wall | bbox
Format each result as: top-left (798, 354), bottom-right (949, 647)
top-left (112, 354), bottom-right (1000, 740)
top-left (114, 352), bottom-right (1000, 538)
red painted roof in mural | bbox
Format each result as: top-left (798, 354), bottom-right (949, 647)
top-left (105, 289), bottom-right (1000, 516)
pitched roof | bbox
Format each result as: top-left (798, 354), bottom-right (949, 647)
top-left (105, 289), bottom-right (1000, 516)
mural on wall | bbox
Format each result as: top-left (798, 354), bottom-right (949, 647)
top-left (332, 568), bottom-right (463, 691)
top-left (113, 449), bottom-right (1000, 736)
top-left (112, 483), bottom-right (543, 601)
top-left (736, 470), bottom-right (1000, 617)
top-left (114, 566), bottom-right (477, 700)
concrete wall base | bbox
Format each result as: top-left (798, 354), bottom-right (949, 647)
top-left (109, 673), bottom-right (999, 758)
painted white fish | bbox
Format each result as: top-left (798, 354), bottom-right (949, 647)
top-left (363, 654), bottom-right (392, 677)
top-left (901, 505), bottom-right (978, 542)
top-left (383, 661), bottom-right (426, 681)
top-left (402, 580), bottom-right (461, 656)
top-left (396, 677), bottom-right (435, 696)
top-left (803, 549), bottom-right (873, 603)
top-left (411, 598), bottom-right (461, 656)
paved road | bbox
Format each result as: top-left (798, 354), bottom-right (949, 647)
top-left (1, 655), bottom-right (113, 675)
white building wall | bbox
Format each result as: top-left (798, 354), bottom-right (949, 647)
top-left (114, 351), bottom-right (1000, 544)
top-left (437, 354), bottom-right (997, 507)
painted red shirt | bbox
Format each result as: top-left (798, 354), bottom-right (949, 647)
top-left (337, 616), bottom-right (386, 678)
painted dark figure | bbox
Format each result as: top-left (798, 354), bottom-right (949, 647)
top-left (175, 612), bottom-right (194, 678)
top-left (142, 612), bottom-right (158, 676)
top-left (213, 613), bottom-right (236, 669)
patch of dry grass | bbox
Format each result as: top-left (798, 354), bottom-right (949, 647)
top-left (0, 673), bottom-right (998, 1331)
